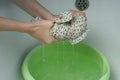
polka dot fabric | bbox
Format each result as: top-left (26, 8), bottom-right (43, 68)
top-left (50, 11), bottom-right (88, 44)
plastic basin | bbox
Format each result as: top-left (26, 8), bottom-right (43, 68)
top-left (22, 41), bottom-right (110, 80)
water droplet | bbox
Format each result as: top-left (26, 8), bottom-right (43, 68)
top-left (42, 59), bottom-right (46, 62)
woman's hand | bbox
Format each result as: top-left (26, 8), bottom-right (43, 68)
top-left (70, 10), bottom-right (87, 20)
top-left (28, 20), bottom-right (57, 44)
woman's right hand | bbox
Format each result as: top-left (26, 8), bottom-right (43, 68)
top-left (28, 20), bottom-right (58, 44)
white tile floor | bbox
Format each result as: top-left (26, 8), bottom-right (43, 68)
top-left (0, 0), bottom-right (120, 80)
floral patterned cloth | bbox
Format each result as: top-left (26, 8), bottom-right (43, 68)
top-left (50, 11), bottom-right (88, 44)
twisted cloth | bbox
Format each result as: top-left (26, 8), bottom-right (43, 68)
top-left (32, 11), bottom-right (88, 44)
top-left (50, 11), bottom-right (88, 44)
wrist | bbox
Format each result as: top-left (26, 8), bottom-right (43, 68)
top-left (47, 15), bottom-right (55, 21)
top-left (22, 22), bottom-right (36, 33)
top-left (24, 21), bottom-right (44, 34)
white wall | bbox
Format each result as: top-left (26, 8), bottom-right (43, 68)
top-left (0, 0), bottom-right (120, 80)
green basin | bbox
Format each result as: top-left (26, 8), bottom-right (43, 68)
top-left (22, 41), bottom-right (110, 80)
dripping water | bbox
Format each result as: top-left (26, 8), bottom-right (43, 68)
top-left (42, 44), bottom-right (45, 62)
top-left (72, 44), bottom-right (75, 65)
top-left (62, 41), bottom-right (65, 60)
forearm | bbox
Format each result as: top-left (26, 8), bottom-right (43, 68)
top-left (0, 17), bottom-right (33, 32)
top-left (12, 0), bottom-right (55, 20)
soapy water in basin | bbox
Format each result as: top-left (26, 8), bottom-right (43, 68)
top-left (22, 41), bottom-right (110, 80)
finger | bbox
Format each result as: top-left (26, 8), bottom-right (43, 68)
top-left (70, 10), bottom-right (80, 14)
top-left (70, 10), bottom-right (87, 20)
top-left (79, 12), bottom-right (87, 21)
